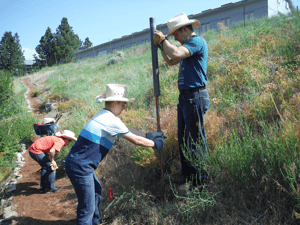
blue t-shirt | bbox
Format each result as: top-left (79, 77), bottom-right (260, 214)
top-left (65, 109), bottom-right (129, 175)
top-left (178, 35), bottom-right (208, 90)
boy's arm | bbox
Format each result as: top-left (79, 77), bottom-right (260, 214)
top-left (121, 132), bottom-right (155, 148)
top-left (48, 148), bottom-right (57, 169)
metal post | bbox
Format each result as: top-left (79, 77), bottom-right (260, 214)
top-left (149, 17), bottom-right (165, 201)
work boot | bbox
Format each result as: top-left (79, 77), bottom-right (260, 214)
top-left (46, 186), bottom-right (62, 194)
top-left (39, 188), bottom-right (47, 194)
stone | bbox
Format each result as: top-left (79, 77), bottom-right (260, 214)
top-left (3, 206), bottom-right (18, 219)
top-left (45, 103), bottom-right (58, 112)
top-left (6, 185), bottom-right (16, 192)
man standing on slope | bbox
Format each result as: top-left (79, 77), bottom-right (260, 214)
top-left (65, 84), bottom-right (165, 225)
top-left (153, 13), bottom-right (210, 191)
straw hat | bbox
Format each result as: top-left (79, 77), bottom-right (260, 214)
top-left (56, 130), bottom-right (77, 142)
top-left (167, 13), bottom-right (200, 37)
top-left (96, 84), bottom-right (135, 104)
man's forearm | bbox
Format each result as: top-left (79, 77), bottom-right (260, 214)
top-left (161, 50), bottom-right (177, 66)
top-left (49, 148), bottom-right (56, 162)
top-left (161, 41), bottom-right (181, 65)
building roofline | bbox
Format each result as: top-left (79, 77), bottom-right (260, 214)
top-left (75, 0), bottom-right (292, 55)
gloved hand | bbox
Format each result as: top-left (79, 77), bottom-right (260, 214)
top-left (153, 30), bottom-right (167, 46)
top-left (146, 131), bottom-right (165, 140)
top-left (153, 137), bottom-right (165, 152)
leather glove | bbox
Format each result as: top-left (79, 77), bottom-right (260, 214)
top-left (146, 131), bottom-right (165, 140)
top-left (153, 137), bottom-right (165, 152)
top-left (153, 30), bottom-right (167, 46)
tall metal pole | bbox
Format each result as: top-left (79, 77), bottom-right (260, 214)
top-left (150, 17), bottom-right (165, 201)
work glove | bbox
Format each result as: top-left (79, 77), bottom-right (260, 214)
top-left (146, 131), bottom-right (165, 140)
top-left (153, 30), bottom-right (167, 49)
top-left (153, 137), bottom-right (165, 152)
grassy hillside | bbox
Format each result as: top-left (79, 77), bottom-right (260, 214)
top-left (0, 71), bottom-right (36, 181)
top-left (3, 10), bottom-right (300, 224)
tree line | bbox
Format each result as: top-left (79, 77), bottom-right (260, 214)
top-left (0, 17), bottom-right (92, 75)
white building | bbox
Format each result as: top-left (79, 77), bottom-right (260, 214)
top-left (74, 0), bottom-right (294, 61)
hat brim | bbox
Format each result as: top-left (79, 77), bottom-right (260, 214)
top-left (56, 132), bottom-right (77, 142)
top-left (96, 95), bottom-right (135, 104)
top-left (62, 136), bottom-right (77, 142)
top-left (167, 20), bottom-right (200, 37)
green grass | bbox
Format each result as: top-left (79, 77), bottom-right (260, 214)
top-left (0, 78), bottom-right (37, 182)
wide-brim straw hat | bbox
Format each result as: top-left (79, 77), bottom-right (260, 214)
top-left (56, 130), bottom-right (77, 142)
top-left (96, 84), bottom-right (135, 104)
top-left (167, 13), bottom-right (200, 37)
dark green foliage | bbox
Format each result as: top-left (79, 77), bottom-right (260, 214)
top-left (53, 17), bottom-right (81, 63)
top-left (0, 70), bottom-right (13, 104)
top-left (80, 37), bottom-right (93, 50)
top-left (35, 27), bottom-right (55, 67)
top-left (0, 83), bottom-right (36, 180)
top-left (35, 17), bottom-right (81, 67)
top-left (0, 32), bottom-right (26, 75)
top-left (0, 71), bottom-right (16, 120)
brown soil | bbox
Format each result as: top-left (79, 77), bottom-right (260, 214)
top-left (9, 77), bottom-right (78, 224)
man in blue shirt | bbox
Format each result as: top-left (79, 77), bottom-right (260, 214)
top-left (154, 13), bottom-right (210, 192)
top-left (65, 84), bottom-right (165, 225)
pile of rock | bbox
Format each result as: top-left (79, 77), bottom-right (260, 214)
top-left (0, 142), bottom-right (27, 224)
top-left (108, 52), bottom-right (125, 65)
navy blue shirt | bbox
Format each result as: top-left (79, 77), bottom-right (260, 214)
top-left (178, 35), bottom-right (208, 90)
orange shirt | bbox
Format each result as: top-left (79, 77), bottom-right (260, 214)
top-left (29, 136), bottom-right (65, 154)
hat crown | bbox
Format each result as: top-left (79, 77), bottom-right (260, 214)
top-left (167, 13), bottom-right (189, 30)
top-left (105, 84), bottom-right (128, 99)
top-left (166, 12), bottom-right (200, 37)
top-left (96, 84), bottom-right (134, 104)
top-left (56, 130), bottom-right (77, 141)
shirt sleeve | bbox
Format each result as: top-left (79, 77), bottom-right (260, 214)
top-left (104, 117), bottom-right (129, 136)
top-left (52, 138), bottom-right (65, 153)
top-left (183, 36), bottom-right (201, 56)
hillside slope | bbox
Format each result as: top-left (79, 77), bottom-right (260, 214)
top-left (1, 11), bottom-right (300, 224)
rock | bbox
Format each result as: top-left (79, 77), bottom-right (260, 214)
top-left (6, 185), bottom-right (16, 193)
top-left (18, 142), bottom-right (27, 154)
top-left (3, 206), bottom-right (18, 219)
top-left (117, 52), bottom-right (125, 58)
top-left (1, 197), bottom-right (13, 206)
top-left (15, 152), bottom-right (24, 162)
top-left (15, 175), bottom-right (22, 180)
top-left (108, 56), bottom-right (120, 65)
top-left (108, 52), bottom-right (125, 65)
top-left (45, 103), bottom-right (58, 112)
top-left (15, 161), bottom-right (25, 168)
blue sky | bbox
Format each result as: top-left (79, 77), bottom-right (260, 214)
top-left (1, 0), bottom-right (299, 60)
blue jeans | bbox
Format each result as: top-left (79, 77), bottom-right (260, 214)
top-left (177, 89), bottom-right (210, 186)
top-left (29, 152), bottom-right (56, 190)
top-left (65, 169), bottom-right (102, 225)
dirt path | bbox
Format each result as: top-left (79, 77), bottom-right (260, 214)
top-left (9, 76), bottom-right (78, 224)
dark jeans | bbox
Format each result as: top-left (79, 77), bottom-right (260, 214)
top-left (29, 152), bottom-right (56, 190)
top-left (65, 169), bottom-right (102, 225)
top-left (177, 89), bottom-right (210, 186)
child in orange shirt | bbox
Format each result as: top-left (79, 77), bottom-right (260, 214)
top-left (29, 130), bottom-right (77, 193)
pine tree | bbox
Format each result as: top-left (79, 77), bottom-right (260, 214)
top-left (54, 17), bottom-right (81, 63)
top-left (35, 27), bottom-right (55, 66)
top-left (0, 32), bottom-right (25, 75)
top-left (80, 37), bottom-right (93, 50)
